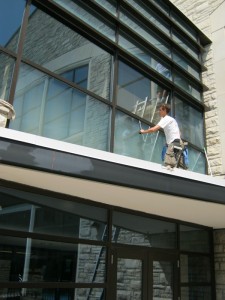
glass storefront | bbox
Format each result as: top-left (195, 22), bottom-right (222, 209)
top-left (0, 185), bottom-right (213, 300)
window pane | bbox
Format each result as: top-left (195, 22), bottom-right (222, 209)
top-left (153, 261), bottom-right (174, 300)
top-left (9, 63), bottom-right (110, 151)
top-left (0, 186), bottom-right (107, 240)
top-left (0, 0), bottom-right (25, 52)
top-left (112, 211), bottom-right (176, 248)
top-left (181, 287), bottom-right (211, 300)
top-left (180, 254), bottom-right (211, 283)
top-left (124, 0), bottom-right (170, 36)
top-left (180, 225), bottom-right (210, 253)
top-left (174, 72), bottom-right (201, 101)
top-left (119, 32), bottom-right (171, 81)
top-left (117, 258), bottom-right (142, 299)
top-left (188, 147), bottom-right (206, 174)
top-left (172, 30), bottom-right (199, 60)
top-left (175, 97), bottom-right (204, 148)
top-left (23, 7), bottom-right (112, 100)
top-left (120, 8), bottom-right (171, 57)
top-left (114, 111), bottom-right (165, 164)
top-left (53, 0), bottom-right (115, 41)
top-left (0, 288), bottom-right (105, 300)
top-left (173, 51), bottom-right (201, 80)
top-left (0, 236), bottom-right (106, 283)
top-left (171, 11), bottom-right (198, 41)
top-left (117, 61), bottom-right (171, 123)
top-left (0, 52), bottom-right (15, 101)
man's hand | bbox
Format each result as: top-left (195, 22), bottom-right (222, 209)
top-left (139, 129), bottom-right (145, 134)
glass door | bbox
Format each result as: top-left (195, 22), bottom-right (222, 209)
top-left (150, 252), bottom-right (179, 300)
top-left (111, 248), bottom-right (178, 300)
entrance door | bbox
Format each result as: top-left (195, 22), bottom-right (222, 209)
top-left (111, 247), bottom-right (178, 300)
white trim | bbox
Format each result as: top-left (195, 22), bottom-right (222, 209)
top-left (0, 127), bottom-right (225, 187)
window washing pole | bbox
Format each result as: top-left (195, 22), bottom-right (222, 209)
top-left (203, 147), bottom-right (213, 176)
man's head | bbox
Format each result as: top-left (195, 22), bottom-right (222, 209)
top-left (159, 104), bottom-right (170, 117)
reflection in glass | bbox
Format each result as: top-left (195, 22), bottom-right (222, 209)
top-left (0, 186), bottom-right (108, 241)
top-left (181, 286), bottom-right (211, 300)
top-left (9, 63), bottom-right (110, 151)
top-left (188, 147), bottom-right (206, 174)
top-left (172, 30), bottom-right (199, 60)
top-left (0, 236), bottom-right (106, 283)
top-left (112, 211), bottom-right (176, 249)
top-left (53, 0), bottom-right (115, 41)
top-left (119, 32), bottom-right (171, 81)
top-left (23, 7), bottom-right (112, 100)
top-left (175, 97), bottom-right (204, 148)
top-left (120, 8), bottom-right (171, 57)
top-left (0, 288), bottom-right (105, 300)
top-left (171, 11), bottom-right (197, 41)
top-left (114, 111), bottom-right (165, 164)
top-left (0, 0), bottom-right (25, 52)
top-left (117, 258), bottom-right (142, 299)
top-left (174, 72), bottom-right (201, 101)
top-left (180, 255), bottom-right (211, 283)
top-left (117, 61), bottom-right (170, 123)
top-left (124, 0), bottom-right (170, 36)
top-left (0, 53), bottom-right (15, 101)
top-left (153, 261), bottom-right (173, 300)
top-left (173, 51), bottom-right (201, 80)
top-left (180, 225), bottom-right (210, 253)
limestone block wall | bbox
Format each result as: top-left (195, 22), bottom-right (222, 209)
top-left (170, 0), bottom-right (225, 177)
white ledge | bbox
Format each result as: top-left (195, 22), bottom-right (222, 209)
top-left (0, 127), bottom-right (225, 188)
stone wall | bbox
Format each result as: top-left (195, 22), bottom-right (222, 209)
top-left (170, 0), bottom-right (224, 177)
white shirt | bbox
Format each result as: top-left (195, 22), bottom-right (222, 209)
top-left (157, 115), bottom-right (180, 144)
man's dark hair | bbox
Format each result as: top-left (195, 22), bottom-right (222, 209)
top-left (160, 104), bottom-right (171, 113)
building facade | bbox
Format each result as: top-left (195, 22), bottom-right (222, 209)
top-left (0, 0), bottom-right (225, 299)
top-left (169, 1), bottom-right (225, 299)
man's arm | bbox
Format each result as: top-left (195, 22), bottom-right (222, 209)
top-left (139, 125), bottom-right (161, 134)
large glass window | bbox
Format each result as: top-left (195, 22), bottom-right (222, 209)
top-left (119, 32), bottom-right (171, 81)
top-left (23, 7), bottom-right (112, 101)
top-left (175, 97), bottom-right (204, 148)
top-left (0, 187), bottom-right (107, 241)
top-left (53, 0), bottom-right (115, 41)
top-left (172, 30), bottom-right (199, 61)
top-left (0, 52), bottom-right (15, 101)
top-left (188, 147), bottom-right (206, 174)
top-left (171, 11), bottom-right (198, 42)
top-left (0, 288), bottom-right (105, 300)
top-left (112, 211), bottom-right (176, 248)
top-left (117, 61), bottom-right (171, 123)
top-left (0, 0), bottom-right (25, 52)
top-left (181, 287), bottom-right (211, 300)
top-left (114, 111), bottom-right (165, 164)
top-left (174, 71), bottom-right (201, 101)
top-left (0, 236), bottom-right (106, 283)
top-left (180, 254), bottom-right (211, 283)
top-left (9, 63), bottom-right (110, 151)
top-left (180, 225), bottom-right (210, 253)
top-left (173, 51), bottom-right (201, 80)
top-left (120, 8), bottom-right (171, 57)
top-left (124, 0), bottom-right (170, 36)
